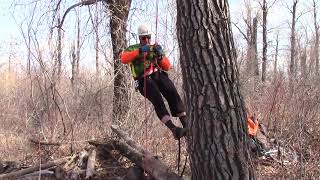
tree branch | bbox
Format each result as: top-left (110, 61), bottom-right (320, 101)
top-left (29, 138), bottom-right (61, 146)
top-left (232, 22), bottom-right (249, 42)
top-left (53, 0), bottom-right (105, 29)
top-left (0, 157), bottom-right (71, 179)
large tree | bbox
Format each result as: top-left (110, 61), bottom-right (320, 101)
top-left (261, 0), bottom-right (268, 82)
top-left (104, 0), bottom-right (132, 125)
top-left (57, 0), bottom-right (132, 125)
top-left (312, 0), bottom-right (319, 76)
top-left (289, 0), bottom-right (298, 81)
top-left (176, 0), bottom-right (255, 179)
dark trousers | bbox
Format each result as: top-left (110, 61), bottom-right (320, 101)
top-left (137, 71), bottom-right (185, 120)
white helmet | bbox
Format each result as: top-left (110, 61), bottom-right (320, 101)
top-left (137, 24), bottom-right (152, 36)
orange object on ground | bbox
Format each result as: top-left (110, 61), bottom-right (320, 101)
top-left (247, 116), bottom-right (259, 136)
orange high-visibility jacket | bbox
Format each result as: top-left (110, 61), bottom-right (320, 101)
top-left (247, 117), bottom-right (259, 136)
top-left (120, 44), bottom-right (171, 79)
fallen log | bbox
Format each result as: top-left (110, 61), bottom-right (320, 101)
top-left (77, 150), bottom-right (89, 168)
top-left (112, 140), bottom-right (180, 180)
top-left (0, 156), bottom-right (71, 179)
top-left (0, 161), bottom-right (20, 174)
top-left (20, 169), bottom-right (55, 178)
top-left (85, 149), bottom-right (96, 179)
top-left (111, 125), bottom-right (146, 154)
top-left (29, 138), bottom-right (61, 146)
top-left (90, 125), bottom-right (181, 180)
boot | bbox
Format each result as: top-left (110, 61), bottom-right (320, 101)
top-left (179, 115), bottom-right (188, 128)
top-left (165, 120), bottom-right (188, 140)
top-left (172, 127), bottom-right (188, 140)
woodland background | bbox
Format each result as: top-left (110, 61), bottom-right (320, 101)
top-left (0, 0), bottom-right (319, 178)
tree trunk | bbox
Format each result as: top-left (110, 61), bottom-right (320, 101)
top-left (95, 3), bottom-right (100, 77)
top-left (245, 6), bottom-right (253, 73)
top-left (76, 13), bottom-right (80, 82)
top-left (252, 17), bottom-right (258, 78)
top-left (105, 0), bottom-right (132, 125)
top-left (274, 33), bottom-right (279, 77)
top-left (57, 16), bottom-right (62, 79)
top-left (71, 43), bottom-right (77, 87)
top-left (313, 0), bottom-right (319, 76)
top-left (261, 0), bottom-right (268, 82)
top-left (176, 0), bottom-right (255, 179)
top-left (252, 17), bottom-right (259, 92)
top-left (290, 1), bottom-right (298, 82)
top-left (300, 47), bottom-right (307, 79)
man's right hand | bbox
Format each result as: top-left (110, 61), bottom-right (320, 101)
top-left (139, 45), bottom-right (150, 53)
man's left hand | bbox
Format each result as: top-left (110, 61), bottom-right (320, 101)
top-left (154, 44), bottom-right (164, 56)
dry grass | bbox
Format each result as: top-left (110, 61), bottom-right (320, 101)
top-left (1, 66), bottom-right (319, 179)
top-left (0, 68), bottom-right (186, 176)
top-left (240, 70), bottom-right (320, 178)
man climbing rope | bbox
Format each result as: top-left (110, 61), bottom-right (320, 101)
top-left (120, 24), bottom-right (188, 140)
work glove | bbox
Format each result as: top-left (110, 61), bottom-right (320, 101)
top-left (139, 45), bottom-right (150, 53)
top-left (154, 44), bottom-right (164, 56)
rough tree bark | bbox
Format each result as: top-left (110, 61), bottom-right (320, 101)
top-left (176, 0), bottom-right (255, 179)
top-left (105, 0), bottom-right (132, 125)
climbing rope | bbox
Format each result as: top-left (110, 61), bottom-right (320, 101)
top-left (142, 0), bottom-right (187, 178)
top-left (142, 0), bottom-right (160, 178)
top-left (177, 139), bottom-right (181, 173)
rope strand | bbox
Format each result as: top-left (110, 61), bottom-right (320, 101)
top-left (143, 0), bottom-right (159, 177)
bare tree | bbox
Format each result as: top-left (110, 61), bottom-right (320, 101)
top-left (71, 10), bottom-right (81, 88)
top-left (300, 45), bottom-right (307, 79)
top-left (262, 0), bottom-right (268, 82)
top-left (274, 32), bottom-right (279, 76)
top-left (289, 0), bottom-right (298, 81)
top-left (104, 0), bottom-right (132, 125)
top-left (53, 0), bottom-right (132, 126)
top-left (89, 3), bottom-right (101, 76)
top-left (258, 0), bottom-right (278, 82)
top-left (233, 1), bottom-right (259, 79)
top-left (51, 1), bottom-right (63, 82)
top-left (176, 0), bottom-right (255, 179)
top-left (95, 3), bottom-right (100, 77)
top-left (312, 0), bottom-right (319, 76)
top-left (252, 17), bottom-right (259, 78)
top-left (70, 43), bottom-right (77, 86)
